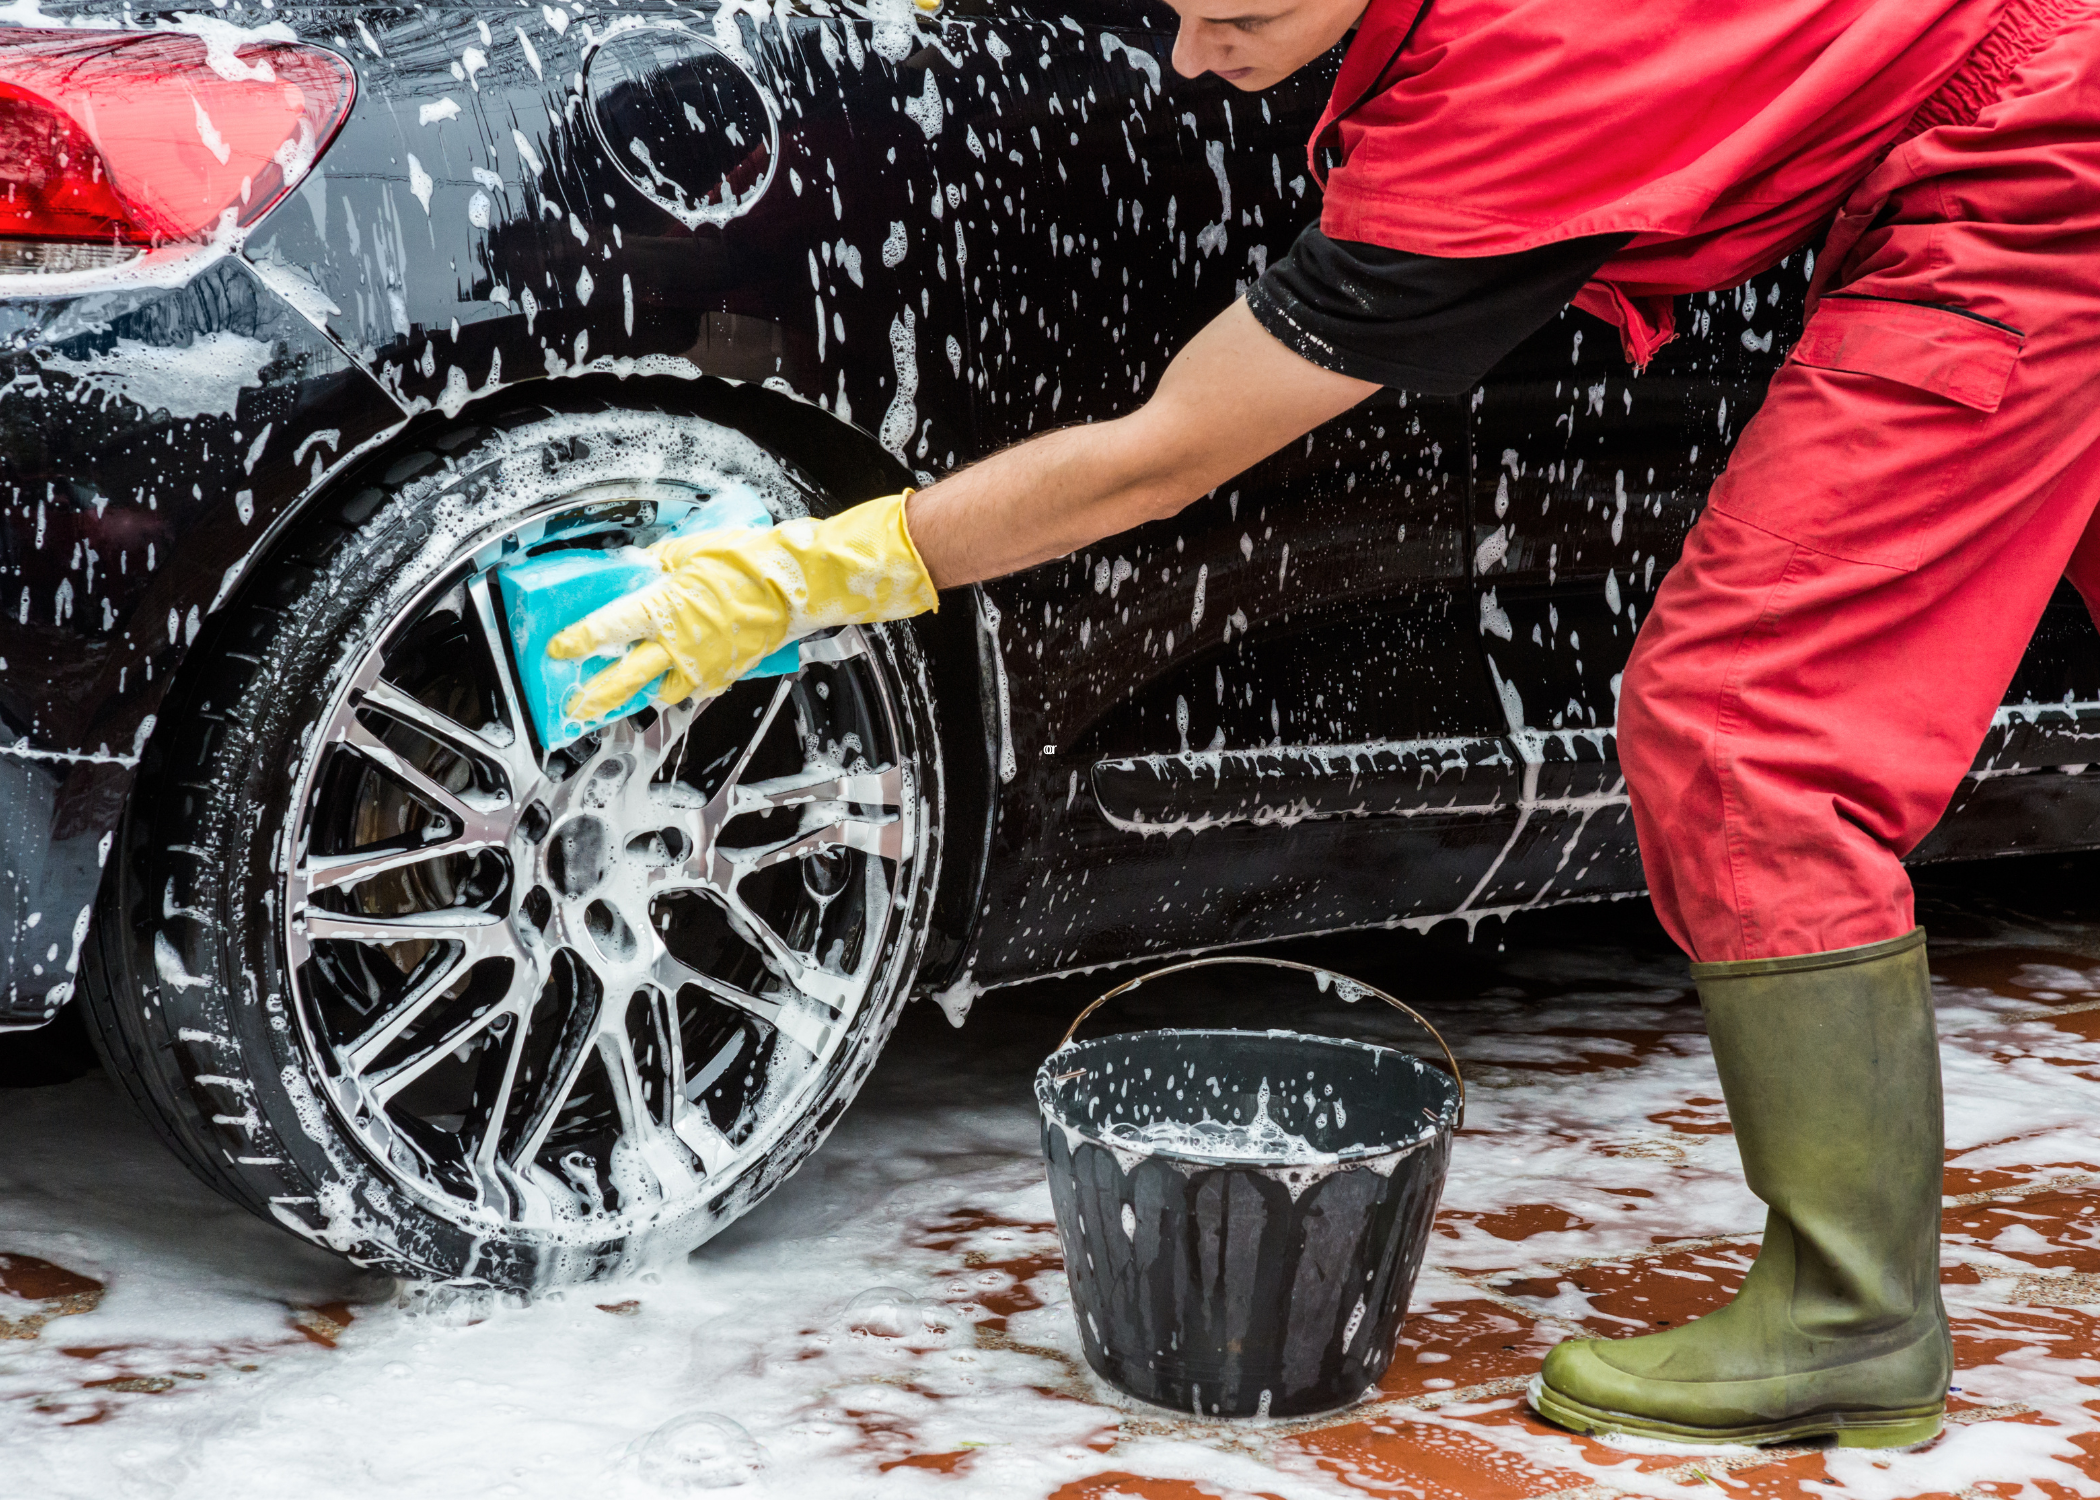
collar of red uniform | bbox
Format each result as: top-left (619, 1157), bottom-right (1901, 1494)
top-left (1307, 0), bottom-right (1434, 184)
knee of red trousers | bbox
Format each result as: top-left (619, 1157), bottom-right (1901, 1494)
top-left (1620, 515), bottom-right (1926, 963)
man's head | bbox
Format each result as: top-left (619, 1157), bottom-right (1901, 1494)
top-left (1164, 0), bottom-right (1373, 90)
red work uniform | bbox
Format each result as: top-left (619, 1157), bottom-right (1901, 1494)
top-left (1264, 0), bottom-right (2100, 963)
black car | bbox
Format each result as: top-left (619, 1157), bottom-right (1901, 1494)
top-left (2, 0), bottom-right (2095, 1292)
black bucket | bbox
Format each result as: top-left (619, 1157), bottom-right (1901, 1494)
top-left (1035, 956), bottom-right (1463, 1419)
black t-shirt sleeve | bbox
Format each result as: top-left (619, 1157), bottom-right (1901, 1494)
top-left (1245, 226), bottom-right (1632, 395)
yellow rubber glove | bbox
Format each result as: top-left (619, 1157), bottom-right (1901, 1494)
top-left (548, 490), bottom-right (938, 719)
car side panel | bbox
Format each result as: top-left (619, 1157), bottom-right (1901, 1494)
top-left (4, 0), bottom-right (2096, 1018)
top-left (1471, 262), bottom-right (2100, 906)
top-left (0, 253), bottom-right (401, 1022)
top-left (940, 15), bottom-right (1518, 983)
top-left (239, 3), bottom-right (980, 474)
top-left (0, 0), bottom-right (1006, 1014)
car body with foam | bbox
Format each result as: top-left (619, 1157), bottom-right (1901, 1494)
top-left (1, 0), bottom-right (2095, 1290)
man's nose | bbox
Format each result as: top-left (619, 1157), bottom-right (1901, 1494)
top-left (1170, 21), bottom-right (1217, 79)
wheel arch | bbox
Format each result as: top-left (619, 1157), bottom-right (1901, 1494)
top-left (152, 372), bottom-right (997, 1000)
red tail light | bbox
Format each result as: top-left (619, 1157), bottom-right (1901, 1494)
top-left (0, 29), bottom-right (355, 268)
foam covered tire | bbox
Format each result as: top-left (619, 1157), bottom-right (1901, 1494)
top-left (78, 403), bottom-right (944, 1291)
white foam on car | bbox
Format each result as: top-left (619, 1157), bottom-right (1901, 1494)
top-left (15, 332), bottom-right (273, 422)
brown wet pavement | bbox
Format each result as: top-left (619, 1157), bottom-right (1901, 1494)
top-left (5, 851), bottom-right (2100, 1497)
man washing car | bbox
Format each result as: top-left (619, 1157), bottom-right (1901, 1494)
top-left (548, 0), bottom-right (2100, 1450)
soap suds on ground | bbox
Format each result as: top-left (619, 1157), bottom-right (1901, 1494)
top-left (4, 853), bottom-right (2100, 1499)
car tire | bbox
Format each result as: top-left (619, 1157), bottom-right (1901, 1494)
top-left (77, 401), bottom-right (944, 1292)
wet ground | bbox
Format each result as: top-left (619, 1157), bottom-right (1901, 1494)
top-left (6, 853), bottom-right (2100, 1498)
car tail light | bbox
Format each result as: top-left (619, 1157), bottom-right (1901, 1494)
top-left (0, 29), bottom-right (355, 272)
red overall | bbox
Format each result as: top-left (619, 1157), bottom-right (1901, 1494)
top-left (1623, 8), bottom-right (2100, 961)
top-left (1314, 0), bottom-right (2100, 962)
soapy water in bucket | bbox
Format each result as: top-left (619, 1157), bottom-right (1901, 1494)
top-left (1098, 1079), bottom-right (1336, 1163)
top-left (1036, 959), bottom-right (1465, 1419)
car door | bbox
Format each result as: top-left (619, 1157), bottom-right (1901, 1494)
top-left (929, 0), bottom-right (1515, 982)
top-left (1459, 257), bottom-right (1816, 910)
top-left (1471, 256), bottom-right (2100, 888)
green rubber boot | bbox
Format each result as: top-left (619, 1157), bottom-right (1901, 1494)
top-left (1530, 928), bottom-right (1950, 1449)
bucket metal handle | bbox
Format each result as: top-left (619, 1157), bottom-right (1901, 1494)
top-left (1054, 954), bottom-right (1465, 1128)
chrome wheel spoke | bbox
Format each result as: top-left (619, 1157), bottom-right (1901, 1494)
top-left (361, 678), bottom-right (523, 788)
top-left (672, 1098), bottom-right (736, 1175)
top-left (654, 950), bottom-right (832, 1057)
top-left (506, 1000), bottom-right (602, 1169)
top-left (653, 986), bottom-right (684, 1132)
top-left (301, 839), bottom-right (471, 897)
top-left (634, 697), bottom-right (699, 784)
top-left (704, 676), bottom-right (799, 822)
top-left (298, 907), bottom-right (509, 947)
top-left (465, 571), bottom-right (542, 771)
top-left (340, 937), bottom-right (490, 1074)
top-left (719, 886), bottom-right (859, 1012)
top-left (471, 966), bottom-right (541, 1169)
top-left (651, 950), bottom-right (741, 1010)
top-left (600, 1028), bottom-right (654, 1138)
top-left (726, 763), bottom-right (902, 819)
top-left (794, 629), bottom-right (867, 665)
top-left (338, 716), bottom-right (509, 840)
top-left (367, 996), bottom-right (513, 1106)
top-left (725, 806), bottom-right (903, 876)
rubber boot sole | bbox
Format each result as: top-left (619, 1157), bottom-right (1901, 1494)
top-left (1528, 1376), bottom-right (1943, 1450)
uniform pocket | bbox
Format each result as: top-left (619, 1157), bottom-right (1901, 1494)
top-left (1794, 295), bottom-right (2024, 412)
top-left (1703, 296), bottom-right (2023, 572)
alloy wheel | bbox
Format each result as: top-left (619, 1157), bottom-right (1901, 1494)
top-left (281, 485), bottom-right (925, 1233)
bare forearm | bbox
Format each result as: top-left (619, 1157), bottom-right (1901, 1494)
top-left (904, 300), bottom-right (1375, 589)
top-left (904, 416), bottom-right (1173, 588)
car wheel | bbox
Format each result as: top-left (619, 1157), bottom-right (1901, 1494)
top-left (78, 403), bottom-right (943, 1291)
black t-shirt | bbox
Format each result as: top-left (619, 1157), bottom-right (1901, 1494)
top-left (1245, 226), bottom-right (1631, 395)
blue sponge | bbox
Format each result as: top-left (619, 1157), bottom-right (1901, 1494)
top-left (495, 493), bottom-right (801, 749)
